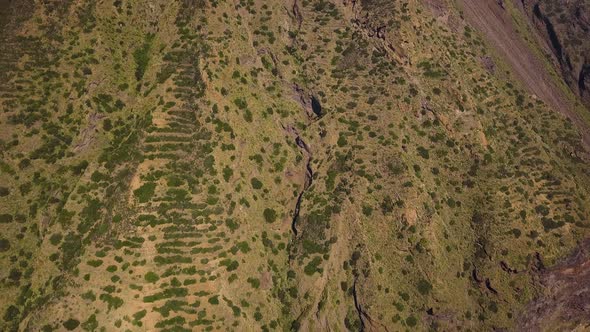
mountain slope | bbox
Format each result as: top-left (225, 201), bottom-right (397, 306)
top-left (1, 0), bottom-right (590, 331)
top-left (519, 0), bottom-right (590, 110)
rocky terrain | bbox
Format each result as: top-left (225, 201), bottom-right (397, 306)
top-left (0, 0), bottom-right (589, 331)
top-left (519, 0), bottom-right (590, 110)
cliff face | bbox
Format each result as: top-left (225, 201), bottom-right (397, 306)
top-left (518, 0), bottom-right (590, 110)
top-left (519, 239), bottom-right (590, 331)
top-left (457, 0), bottom-right (590, 150)
top-left (0, 0), bottom-right (590, 331)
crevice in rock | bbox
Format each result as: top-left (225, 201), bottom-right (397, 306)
top-left (310, 95), bottom-right (322, 117)
top-left (485, 278), bottom-right (498, 295)
top-left (291, 140), bottom-right (312, 236)
top-left (472, 267), bottom-right (482, 283)
top-left (315, 288), bottom-right (327, 319)
top-left (533, 4), bottom-right (565, 66)
top-left (351, 276), bottom-right (389, 331)
top-left (352, 277), bottom-right (369, 331)
top-left (291, 189), bottom-right (304, 236)
top-left (282, 124), bottom-right (313, 237)
top-left (291, 84), bottom-right (325, 122)
top-left (518, 239), bottom-right (590, 330)
top-left (532, 252), bottom-right (545, 272)
top-left (579, 63), bottom-right (590, 96)
top-left (500, 261), bottom-right (518, 274)
top-left (292, 0), bottom-right (302, 31)
top-left (257, 47), bottom-right (282, 78)
top-left (344, 0), bottom-right (407, 65)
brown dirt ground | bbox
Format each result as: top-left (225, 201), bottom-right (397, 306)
top-left (518, 240), bottom-right (590, 331)
top-left (457, 0), bottom-right (590, 150)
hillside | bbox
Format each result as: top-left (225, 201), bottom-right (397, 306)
top-left (519, 0), bottom-right (590, 110)
top-left (1, 0), bottom-right (590, 331)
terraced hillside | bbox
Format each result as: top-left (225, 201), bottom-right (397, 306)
top-left (1, 0), bottom-right (590, 331)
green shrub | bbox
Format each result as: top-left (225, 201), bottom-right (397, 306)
top-left (535, 205), bottom-right (549, 216)
top-left (91, 171), bottom-right (107, 182)
top-left (381, 196), bottom-right (395, 214)
top-left (71, 160), bottom-right (89, 175)
top-left (3, 305), bottom-right (19, 322)
top-left (78, 199), bottom-right (102, 234)
top-left (166, 176), bottom-right (183, 187)
top-left (0, 214), bottom-right (13, 223)
top-left (223, 167), bottom-right (233, 182)
top-left (542, 217), bottom-right (564, 231)
top-left (405, 315), bottom-right (417, 327)
top-left (219, 259), bottom-right (239, 271)
top-left (49, 233), bottom-right (62, 246)
top-left (99, 294), bottom-right (124, 310)
top-left (208, 295), bottom-right (219, 305)
top-left (0, 238), bottom-right (10, 252)
top-left (143, 288), bottom-right (187, 303)
top-left (263, 208), bottom-right (277, 223)
top-left (134, 34), bottom-right (154, 80)
top-left (82, 314), bottom-right (98, 331)
top-left (0, 186), bottom-right (9, 196)
top-left (417, 147), bottom-right (429, 159)
top-left (243, 108), bottom-right (253, 122)
top-left (233, 98), bottom-right (247, 109)
top-left (225, 218), bottom-right (239, 231)
top-left (362, 205), bottom-right (373, 216)
top-left (304, 256), bottom-right (323, 275)
top-left (416, 279), bottom-right (432, 295)
top-left (63, 319), bottom-right (80, 330)
top-left (247, 277), bottom-right (260, 289)
top-left (251, 178), bottom-right (263, 189)
top-left (235, 241), bottom-right (250, 253)
top-left (144, 272), bottom-right (159, 283)
top-left (254, 311), bottom-right (263, 321)
top-left (87, 260), bottom-right (103, 267)
top-left (81, 291), bottom-right (96, 301)
top-left (62, 232), bottom-right (82, 270)
top-left (133, 309), bottom-right (147, 321)
top-left (134, 182), bottom-right (156, 203)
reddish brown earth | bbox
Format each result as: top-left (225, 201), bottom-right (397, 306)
top-left (517, 0), bottom-right (590, 110)
top-left (518, 240), bottom-right (590, 331)
top-left (459, 1), bottom-right (590, 328)
top-left (457, 0), bottom-right (590, 149)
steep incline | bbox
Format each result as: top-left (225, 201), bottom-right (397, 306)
top-left (457, 0), bottom-right (590, 149)
top-left (518, 0), bottom-right (590, 110)
top-left (1, 0), bottom-right (590, 331)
